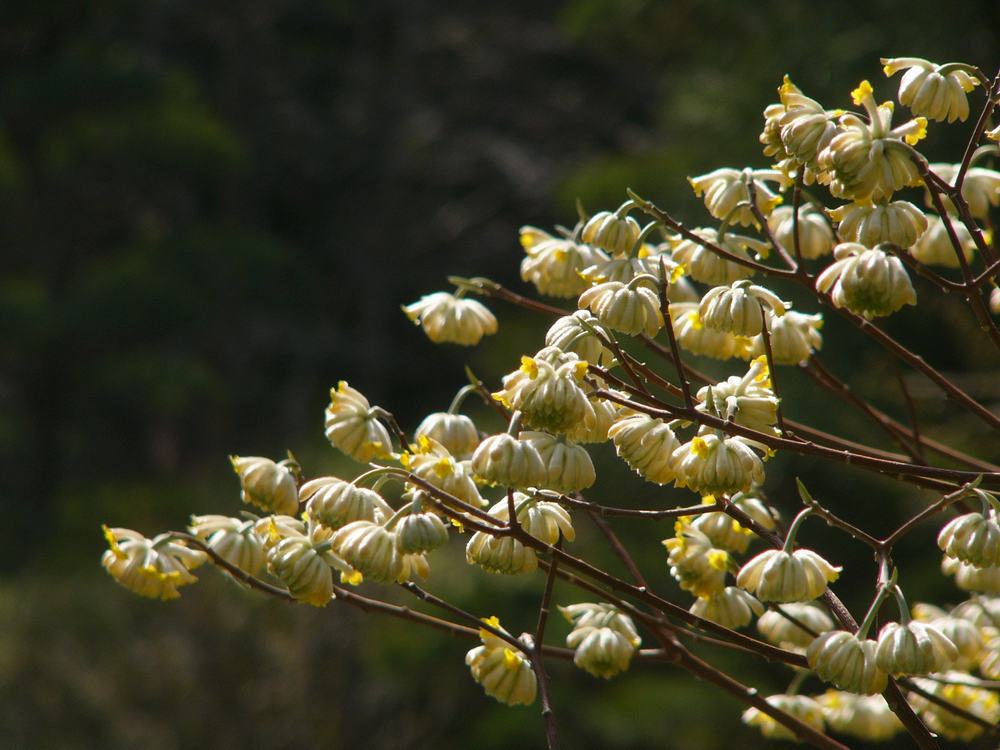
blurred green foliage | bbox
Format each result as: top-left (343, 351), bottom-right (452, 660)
top-left (1, 0), bottom-right (998, 747)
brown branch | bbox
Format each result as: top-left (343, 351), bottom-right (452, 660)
top-left (532, 543), bottom-right (561, 750)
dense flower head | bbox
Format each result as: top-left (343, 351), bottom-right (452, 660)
top-left (669, 302), bottom-right (752, 360)
top-left (688, 167), bottom-right (786, 227)
top-left (402, 291), bottom-right (498, 345)
top-left (942, 555), bottom-right (1000, 594)
top-left (748, 309), bottom-right (823, 365)
top-left (767, 205), bottom-right (835, 260)
top-left (470, 432), bottom-right (547, 489)
top-left (816, 691), bottom-right (903, 741)
top-left (737, 548), bottom-right (841, 603)
top-left (882, 57), bottom-right (980, 123)
top-left (188, 515), bottom-right (266, 577)
top-left (268, 528), bottom-right (355, 606)
top-left (545, 310), bottom-right (615, 367)
top-left (910, 214), bottom-right (977, 268)
top-left (102, 526), bottom-right (207, 601)
top-left (671, 432), bottom-right (768, 496)
top-left (687, 501), bottom-right (754, 554)
top-left (816, 243), bottom-right (916, 318)
top-left (580, 209), bottom-right (642, 256)
top-left (772, 77), bottom-right (842, 173)
top-left (690, 586), bottom-right (764, 629)
top-left (494, 347), bottom-right (595, 433)
top-left (927, 163), bottom-right (1000, 219)
top-left (230, 455), bottom-right (299, 516)
top-left (938, 509), bottom-right (1000, 568)
top-left (911, 602), bottom-right (986, 670)
top-left (465, 619), bottom-right (537, 706)
top-left (908, 674), bottom-right (1000, 741)
top-left (664, 523), bottom-right (732, 598)
top-left (875, 620), bottom-right (958, 675)
top-left (830, 200), bottom-right (928, 249)
top-left (324, 381), bottom-right (394, 463)
top-left (561, 603), bottom-right (641, 679)
top-left (742, 694), bottom-right (825, 741)
top-left (696, 356), bottom-right (779, 435)
top-left (608, 413), bottom-right (680, 485)
top-left (669, 228), bottom-right (765, 285)
top-left (519, 225), bottom-right (607, 298)
top-left (757, 602), bottom-right (836, 650)
top-left (806, 631), bottom-right (888, 694)
top-left (401, 435), bottom-right (485, 507)
top-left (394, 511), bottom-right (450, 554)
top-left (521, 431), bottom-right (596, 493)
top-left (415, 411), bottom-right (480, 457)
top-left (301, 477), bottom-right (390, 530)
top-left (466, 495), bottom-right (574, 575)
top-left (698, 280), bottom-right (788, 338)
top-left (331, 520), bottom-right (404, 584)
top-left (577, 276), bottom-right (663, 337)
top-left (564, 394), bottom-right (619, 444)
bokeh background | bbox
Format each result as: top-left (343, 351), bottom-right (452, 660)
top-left (2, 1), bottom-right (999, 747)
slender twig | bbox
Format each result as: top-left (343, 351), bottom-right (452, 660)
top-left (880, 481), bottom-right (980, 549)
top-left (795, 479), bottom-right (882, 550)
top-left (758, 306), bottom-right (786, 435)
top-left (657, 258), bottom-right (694, 409)
top-left (745, 174), bottom-right (797, 272)
top-left (532, 544), bottom-right (561, 750)
top-left (892, 359), bottom-right (927, 464)
top-left (900, 677), bottom-right (1000, 736)
top-left (587, 510), bottom-right (650, 589)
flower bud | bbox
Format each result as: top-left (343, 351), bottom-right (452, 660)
top-left (912, 603), bottom-right (985, 670)
top-left (698, 280), bottom-right (788, 337)
top-left (742, 694), bottom-right (825, 741)
top-left (402, 435), bottom-right (485, 507)
top-left (520, 226), bottom-right (607, 298)
top-left (561, 603), bottom-right (641, 679)
top-left (545, 310), bottom-right (614, 367)
top-left (882, 57), bottom-right (979, 123)
top-left (564, 395), bottom-right (618, 444)
top-left (908, 673), bottom-right (1000, 741)
top-left (875, 620), bottom-right (958, 675)
top-left (816, 692), bottom-right (903, 742)
top-left (470, 432), bottom-right (547, 488)
top-left (695, 356), bottom-right (779, 435)
top-left (580, 210), bottom-right (641, 256)
top-left (690, 586), bottom-right (764, 629)
top-left (608, 413), bottom-right (680, 485)
top-left (689, 500), bottom-right (756, 554)
top-left (230, 455), bottom-right (299, 516)
top-left (332, 521), bottom-right (404, 584)
top-left (807, 631), bottom-right (888, 694)
top-left (777, 79), bottom-right (840, 169)
top-left (737, 548), bottom-right (841, 603)
top-left (830, 200), bottom-right (928, 249)
top-left (395, 511), bottom-right (449, 554)
top-left (671, 433), bottom-right (767, 496)
top-left (301, 477), bottom-right (389, 529)
top-left (768, 205), bottom-right (834, 260)
top-left (577, 278), bottom-right (663, 337)
top-left (688, 168), bottom-right (785, 227)
top-left (942, 556), bottom-right (1000, 594)
top-left (465, 620), bottom-right (537, 706)
top-left (102, 526), bottom-right (206, 601)
top-left (325, 381), bottom-right (394, 463)
top-left (910, 214), bottom-right (976, 268)
top-left (757, 602), bottom-right (835, 650)
top-left (938, 510), bottom-right (1000, 568)
top-left (415, 412), bottom-right (480, 457)
top-left (402, 291), bottom-right (497, 345)
top-left (494, 348), bottom-right (594, 433)
top-left (816, 243), bottom-right (916, 318)
top-left (521, 431), bottom-right (596, 493)
top-left (669, 303), bottom-right (750, 360)
top-left (268, 534), bottom-right (345, 606)
top-left (748, 310), bottom-right (823, 365)
top-left (466, 495), bottom-right (574, 575)
top-left (189, 515), bottom-right (266, 577)
top-left (669, 228), bottom-right (764, 285)
top-left (466, 533), bottom-right (537, 575)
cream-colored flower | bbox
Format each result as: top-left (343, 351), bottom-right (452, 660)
top-left (267, 530), bottom-right (353, 607)
top-left (938, 510), bottom-right (1000, 568)
top-left (394, 511), bottom-right (450, 554)
top-left (415, 412), bottom-right (480, 457)
top-left (580, 210), bottom-right (642, 256)
top-left (698, 280), bottom-right (787, 337)
top-left (402, 435), bottom-right (485, 507)
top-left (875, 620), bottom-right (958, 675)
top-left (768, 205), bottom-right (835, 260)
top-left (561, 603), bottom-right (641, 679)
top-left (470, 432), bottom-right (547, 489)
top-left (545, 310), bottom-right (615, 367)
top-left (402, 291), bottom-right (497, 346)
top-left (817, 80), bottom-right (926, 201)
top-left (521, 431), bottom-right (596, 493)
top-left (690, 586), bottom-right (764, 629)
top-left (688, 506), bottom-right (753, 555)
top-left (252, 514), bottom-right (306, 551)
top-left (608, 413), bottom-right (680, 485)
top-left (910, 214), bottom-right (977, 268)
top-left (688, 167), bottom-right (786, 227)
top-left (737, 548), bottom-right (841, 603)
top-left (465, 620), bottom-right (537, 706)
top-left (301, 477), bottom-right (391, 529)
top-left (466, 495), bottom-right (574, 575)
top-left (882, 57), bottom-right (980, 123)
top-left (816, 691), bottom-right (903, 741)
top-left (943, 556), bottom-right (1000, 594)
top-left (664, 524), bottom-right (731, 598)
top-left (230, 455), bottom-right (299, 516)
top-left (669, 228), bottom-right (765, 285)
top-left (102, 526), bottom-right (206, 601)
top-left (696, 356), bottom-right (779, 435)
top-left (909, 675), bottom-right (1000, 741)
top-left (466, 532), bottom-right (538, 575)
top-left (816, 243), bottom-right (916, 318)
top-left (950, 595), bottom-right (1000, 627)
top-left (494, 348), bottom-right (595, 433)
top-left (671, 433), bottom-right (767, 496)
top-left (830, 200), bottom-right (928, 249)
top-left (807, 631), bottom-right (888, 694)
top-left (757, 602), bottom-right (836, 650)
top-left (564, 394), bottom-right (619, 444)
top-left (669, 303), bottom-right (751, 361)
top-left (742, 694), bottom-right (825, 741)
top-left (577, 276), bottom-right (663, 337)
top-left (912, 602), bottom-right (986, 670)
top-left (927, 163), bottom-right (1000, 219)
top-left (980, 633), bottom-right (1000, 679)
top-left (331, 520), bottom-right (404, 584)
top-left (324, 381), bottom-right (394, 462)
top-left (751, 310), bottom-right (823, 365)
top-left (188, 515), bottom-right (266, 577)
top-left (776, 77), bottom-right (842, 171)
top-left (519, 226), bottom-right (607, 298)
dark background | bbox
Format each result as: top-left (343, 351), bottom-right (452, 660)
top-left (1, 1), bottom-right (998, 747)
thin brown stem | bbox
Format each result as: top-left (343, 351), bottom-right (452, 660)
top-left (657, 258), bottom-right (694, 409)
top-left (533, 544), bottom-right (561, 750)
top-left (892, 359), bottom-right (927, 464)
top-left (758, 306), bottom-right (786, 435)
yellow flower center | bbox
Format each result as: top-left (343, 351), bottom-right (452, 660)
top-left (690, 436), bottom-right (709, 459)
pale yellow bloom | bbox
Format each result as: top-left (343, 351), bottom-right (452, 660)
top-left (748, 310), bottom-right (823, 365)
top-left (742, 694), bottom-right (825, 741)
top-left (690, 586), bottom-right (764, 629)
top-left (301, 477), bottom-right (391, 529)
top-left (230, 455), bottom-right (299, 516)
top-left (768, 205), bottom-right (835, 260)
top-left (102, 526), bottom-right (206, 601)
top-left (807, 631), bottom-right (888, 694)
top-left (757, 602), bottom-right (835, 650)
top-left (669, 228), bottom-right (765, 285)
top-left (577, 277), bottom-right (663, 338)
top-left (521, 431), bottom-right (596, 493)
top-left (816, 243), bottom-right (916, 319)
top-left (324, 381), bottom-right (394, 462)
top-left (519, 225), bottom-right (607, 298)
top-left (830, 200), bottom-right (928, 249)
top-left (737, 548), bottom-right (841, 603)
top-left (465, 621), bottom-right (537, 706)
top-left (882, 57), bottom-right (979, 123)
top-left (402, 291), bottom-right (498, 345)
top-left (608, 413), bottom-right (679, 485)
top-left (669, 303), bottom-right (751, 361)
top-left (875, 620), bottom-right (958, 676)
top-left (561, 603), bottom-right (641, 679)
top-left (910, 214), bottom-right (976, 268)
top-left (671, 432), bottom-right (767, 496)
top-left (688, 167), bottom-right (786, 227)
top-left (816, 691), bottom-right (903, 741)
top-left (698, 280), bottom-right (788, 337)
top-left (415, 412), bottom-right (480, 457)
